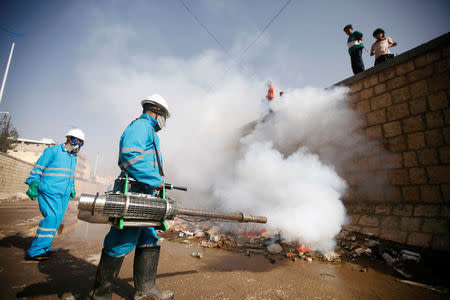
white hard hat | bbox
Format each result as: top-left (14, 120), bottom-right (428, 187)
top-left (66, 128), bottom-right (85, 141)
top-left (141, 94), bottom-right (171, 118)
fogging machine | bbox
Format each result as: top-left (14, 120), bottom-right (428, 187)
top-left (78, 177), bottom-right (267, 229)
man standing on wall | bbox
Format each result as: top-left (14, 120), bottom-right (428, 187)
top-left (25, 129), bottom-right (85, 261)
top-left (343, 24), bottom-right (365, 75)
top-left (91, 94), bottom-right (173, 300)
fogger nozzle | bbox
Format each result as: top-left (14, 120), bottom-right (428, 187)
top-left (78, 193), bottom-right (267, 224)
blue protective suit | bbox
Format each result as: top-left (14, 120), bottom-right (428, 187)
top-left (25, 144), bottom-right (77, 257)
top-left (103, 114), bottom-right (163, 257)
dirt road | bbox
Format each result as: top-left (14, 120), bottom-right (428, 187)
top-left (0, 198), bottom-right (447, 300)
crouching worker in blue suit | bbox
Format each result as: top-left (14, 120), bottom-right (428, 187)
top-left (25, 129), bottom-right (85, 261)
top-left (92, 94), bottom-right (173, 300)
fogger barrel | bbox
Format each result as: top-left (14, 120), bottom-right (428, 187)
top-left (78, 193), bottom-right (267, 225)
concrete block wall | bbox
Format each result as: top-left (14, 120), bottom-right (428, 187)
top-left (335, 33), bottom-right (450, 251)
top-left (0, 152), bottom-right (34, 199)
top-left (0, 152), bottom-right (108, 199)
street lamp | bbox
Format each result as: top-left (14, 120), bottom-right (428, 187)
top-left (0, 27), bottom-right (23, 106)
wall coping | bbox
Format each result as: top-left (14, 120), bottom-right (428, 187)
top-left (333, 32), bottom-right (450, 87)
top-left (0, 151), bottom-right (34, 167)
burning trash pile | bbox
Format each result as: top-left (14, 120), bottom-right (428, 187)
top-left (160, 220), bottom-right (448, 289)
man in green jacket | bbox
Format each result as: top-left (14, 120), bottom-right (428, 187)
top-left (344, 24), bottom-right (365, 75)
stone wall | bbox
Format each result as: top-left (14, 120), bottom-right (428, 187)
top-left (0, 152), bottom-right (108, 199)
top-left (335, 33), bottom-right (450, 250)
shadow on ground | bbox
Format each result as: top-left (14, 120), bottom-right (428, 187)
top-left (0, 234), bottom-right (197, 299)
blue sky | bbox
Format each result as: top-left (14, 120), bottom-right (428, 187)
top-left (0, 0), bottom-right (449, 176)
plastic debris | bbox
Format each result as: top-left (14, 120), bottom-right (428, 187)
top-left (191, 252), bottom-right (203, 258)
top-left (324, 251), bottom-right (340, 262)
top-left (266, 243), bottom-right (282, 254)
top-left (399, 250), bottom-right (420, 262)
top-left (382, 253), bottom-right (396, 265)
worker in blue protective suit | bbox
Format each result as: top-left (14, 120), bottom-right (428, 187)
top-left (25, 129), bottom-right (85, 261)
top-left (92, 94), bottom-right (174, 300)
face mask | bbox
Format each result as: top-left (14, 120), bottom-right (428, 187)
top-left (64, 142), bottom-right (81, 154)
top-left (155, 115), bottom-right (166, 132)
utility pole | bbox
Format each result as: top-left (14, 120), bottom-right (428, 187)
top-left (0, 27), bottom-right (23, 106)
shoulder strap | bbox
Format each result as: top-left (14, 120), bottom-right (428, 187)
top-left (151, 129), bottom-right (164, 177)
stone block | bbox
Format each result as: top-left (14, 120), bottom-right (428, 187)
top-left (358, 215), bottom-right (379, 227)
top-left (356, 99), bottom-right (371, 113)
top-left (409, 97), bottom-right (427, 115)
top-left (402, 115), bottom-right (425, 133)
top-left (403, 151), bottom-right (418, 167)
top-left (375, 170), bottom-right (389, 184)
top-left (371, 93), bottom-right (392, 110)
top-left (366, 125), bottom-right (382, 139)
top-left (439, 146), bottom-right (450, 163)
top-left (444, 108), bottom-right (450, 125)
top-left (342, 224), bottom-right (361, 232)
top-left (400, 217), bottom-right (422, 231)
top-left (363, 75), bottom-right (379, 88)
top-left (406, 65), bottom-right (433, 83)
top-left (393, 204), bottom-right (413, 216)
top-left (381, 216), bottom-right (400, 229)
top-left (431, 235), bottom-right (450, 251)
top-left (426, 111), bottom-right (444, 129)
top-left (387, 135), bottom-right (407, 152)
top-left (360, 87), bottom-right (374, 100)
top-left (351, 81), bottom-right (364, 93)
top-left (355, 187), bottom-right (368, 201)
top-left (388, 103), bottom-right (410, 121)
top-left (351, 203), bottom-right (375, 215)
top-left (402, 186), bottom-right (420, 202)
top-left (426, 50), bottom-right (441, 64)
top-left (417, 148), bottom-right (439, 166)
top-left (367, 156), bottom-right (381, 170)
top-left (396, 60), bottom-right (415, 75)
top-left (407, 232), bottom-right (431, 248)
top-left (409, 80), bottom-right (428, 99)
top-left (407, 132), bottom-right (426, 150)
top-left (414, 55), bottom-right (427, 68)
top-left (428, 91), bottom-right (448, 111)
top-left (379, 69), bottom-right (396, 82)
top-left (386, 186), bottom-right (403, 201)
top-left (383, 121), bottom-right (402, 137)
top-left (434, 56), bottom-right (450, 73)
top-left (379, 229), bottom-right (408, 244)
top-left (391, 86), bottom-right (411, 104)
top-left (422, 218), bottom-right (448, 233)
top-left (381, 153), bottom-right (403, 169)
top-left (409, 168), bottom-right (427, 184)
top-left (345, 187), bottom-right (356, 202)
top-left (349, 214), bottom-right (360, 225)
top-left (356, 157), bottom-right (369, 171)
top-left (375, 203), bottom-right (392, 215)
top-left (442, 185), bottom-right (450, 204)
top-left (428, 72), bottom-right (449, 93)
top-left (414, 204), bottom-right (440, 217)
top-left (389, 169), bottom-right (410, 185)
top-left (425, 129), bottom-right (444, 147)
top-left (367, 109), bottom-right (387, 126)
top-left (420, 185), bottom-right (442, 203)
top-left (374, 83), bottom-right (386, 95)
top-left (444, 127), bottom-right (450, 143)
top-left (427, 165), bottom-right (450, 184)
top-left (346, 172), bottom-right (360, 186)
top-left (386, 75), bottom-right (407, 90)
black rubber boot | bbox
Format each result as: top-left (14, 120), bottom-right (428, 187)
top-left (133, 246), bottom-right (174, 300)
top-left (91, 250), bottom-right (125, 300)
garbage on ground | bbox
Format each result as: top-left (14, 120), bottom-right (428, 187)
top-left (191, 252), bottom-right (203, 258)
top-left (266, 243), bottom-right (282, 254)
top-left (324, 251), bottom-right (340, 262)
top-left (399, 250), bottom-right (420, 262)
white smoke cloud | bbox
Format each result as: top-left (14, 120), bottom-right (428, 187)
top-left (76, 22), bottom-right (365, 252)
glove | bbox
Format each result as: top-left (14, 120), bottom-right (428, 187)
top-left (26, 181), bottom-right (39, 200)
top-left (70, 185), bottom-right (76, 200)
